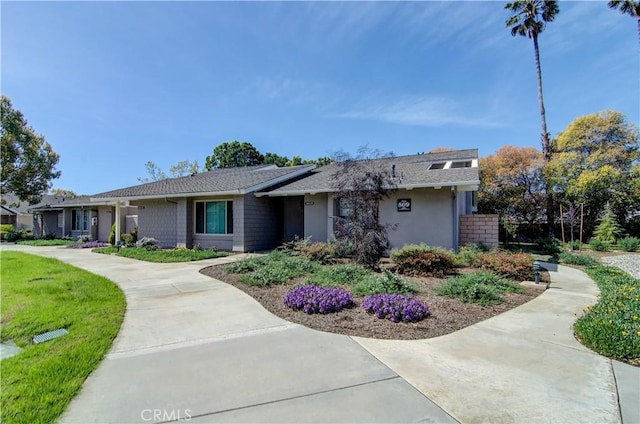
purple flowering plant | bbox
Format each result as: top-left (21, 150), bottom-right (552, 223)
top-left (283, 285), bottom-right (354, 314)
top-left (67, 241), bottom-right (110, 249)
top-left (361, 293), bottom-right (431, 323)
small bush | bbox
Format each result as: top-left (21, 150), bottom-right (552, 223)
top-left (352, 270), bottom-right (418, 296)
top-left (5, 228), bottom-right (32, 242)
top-left (306, 264), bottom-right (372, 287)
top-left (476, 251), bottom-right (534, 281)
top-left (435, 271), bottom-right (523, 305)
top-left (361, 293), bottom-right (431, 323)
top-left (391, 245), bottom-right (455, 277)
top-left (121, 233), bottom-right (135, 247)
top-left (283, 285), bottom-right (353, 314)
top-left (453, 243), bottom-right (484, 267)
top-left (617, 236), bottom-right (640, 252)
top-left (299, 242), bottom-right (337, 264)
top-left (558, 252), bottom-right (598, 267)
top-left (237, 254), bottom-right (319, 287)
top-left (589, 238), bottom-right (609, 252)
top-left (226, 255), bottom-right (273, 274)
top-left (535, 238), bottom-right (563, 255)
top-left (77, 234), bottom-right (91, 243)
top-left (108, 223), bottom-right (116, 245)
top-left (135, 237), bottom-right (158, 250)
top-left (567, 240), bottom-right (581, 251)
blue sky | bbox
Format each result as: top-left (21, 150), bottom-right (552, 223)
top-left (2, 1), bottom-right (638, 195)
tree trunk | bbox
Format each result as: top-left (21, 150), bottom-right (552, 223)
top-left (533, 34), bottom-right (555, 237)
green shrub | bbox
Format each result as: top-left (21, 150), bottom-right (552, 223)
top-left (617, 236), bottom-right (640, 252)
top-left (236, 253), bottom-right (319, 287)
top-left (574, 265), bottom-right (639, 362)
top-left (567, 240), bottom-right (581, 251)
top-left (589, 238), bottom-right (609, 252)
top-left (121, 233), bottom-right (135, 247)
top-left (558, 252), bottom-right (598, 267)
top-left (299, 242), bottom-right (337, 264)
top-left (0, 224), bottom-right (14, 240)
top-left (391, 244), bottom-right (455, 277)
top-left (435, 271), bottom-right (524, 305)
top-left (108, 223), bottom-right (116, 245)
top-left (352, 270), bottom-right (418, 296)
top-left (453, 243), bottom-right (484, 267)
top-left (306, 264), bottom-right (372, 287)
top-left (535, 237), bottom-right (563, 255)
top-left (476, 251), bottom-right (534, 281)
top-left (4, 228), bottom-right (32, 242)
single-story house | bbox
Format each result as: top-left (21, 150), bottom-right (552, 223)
top-left (29, 196), bottom-right (137, 241)
top-left (1, 205), bottom-right (17, 225)
top-left (90, 149), bottom-right (481, 251)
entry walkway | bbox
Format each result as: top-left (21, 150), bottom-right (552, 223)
top-left (2, 245), bottom-right (637, 423)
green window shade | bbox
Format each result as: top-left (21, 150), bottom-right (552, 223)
top-left (206, 201), bottom-right (226, 234)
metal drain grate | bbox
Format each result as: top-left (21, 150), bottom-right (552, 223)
top-left (33, 329), bottom-right (68, 344)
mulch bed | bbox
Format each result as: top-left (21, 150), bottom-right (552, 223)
top-left (199, 265), bottom-right (548, 340)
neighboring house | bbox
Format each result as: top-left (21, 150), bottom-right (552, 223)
top-left (29, 196), bottom-right (138, 241)
top-left (89, 149), bottom-right (481, 252)
top-left (259, 149), bottom-right (480, 250)
top-left (92, 164), bottom-right (316, 251)
top-left (1, 193), bottom-right (62, 230)
top-left (1, 205), bottom-right (17, 225)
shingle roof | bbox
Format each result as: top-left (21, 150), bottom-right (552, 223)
top-left (91, 164), bottom-right (316, 200)
top-left (262, 149), bottom-right (479, 195)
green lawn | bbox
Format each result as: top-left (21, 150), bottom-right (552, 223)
top-left (0, 252), bottom-right (126, 424)
top-left (15, 239), bottom-right (74, 246)
top-left (93, 246), bottom-right (228, 262)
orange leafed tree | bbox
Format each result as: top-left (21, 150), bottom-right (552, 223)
top-left (478, 145), bottom-right (546, 226)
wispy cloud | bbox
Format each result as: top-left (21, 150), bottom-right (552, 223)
top-left (334, 94), bottom-right (507, 128)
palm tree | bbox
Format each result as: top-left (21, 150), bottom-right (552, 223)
top-left (505, 0), bottom-right (559, 236)
top-left (608, 0), bottom-right (640, 47)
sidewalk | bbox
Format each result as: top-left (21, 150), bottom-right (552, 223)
top-left (354, 264), bottom-right (639, 423)
top-left (2, 245), bottom-right (638, 423)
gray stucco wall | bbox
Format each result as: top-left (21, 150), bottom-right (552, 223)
top-left (304, 194), bottom-right (328, 243)
top-left (97, 206), bottom-right (113, 242)
top-left (380, 188), bottom-right (455, 250)
top-left (137, 199), bottom-right (177, 248)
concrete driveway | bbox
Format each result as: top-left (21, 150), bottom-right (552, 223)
top-left (2, 245), bottom-right (637, 423)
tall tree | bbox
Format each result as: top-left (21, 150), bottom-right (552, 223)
top-left (204, 141), bottom-right (264, 170)
top-left (608, 0), bottom-right (640, 47)
top-left (1, 96), bottom-right (61, 203)
top-left (505, 0), bottom-right (559, 234)
top-left (478, 146), bottom-right (546, 227)
top-left (50, 188), bottom-right (77, 199)
top-left (137, 159), bottom-right (199, 183)
top-left (331, 148), bottom-right (397, 269)
top-left (545, 110), bottom-right (640, 236)
top-left (137, 161), bottom-right (167, 183)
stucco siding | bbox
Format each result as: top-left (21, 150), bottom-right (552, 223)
top-left (380, 188), bottom-right (454, 250)
top-left (137, 199), bottom-right (177, 248)
top-left (304, 194), bottom-right (328, 243)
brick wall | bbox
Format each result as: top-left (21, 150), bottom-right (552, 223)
top-left (459, 214), bottom-right (499, 248)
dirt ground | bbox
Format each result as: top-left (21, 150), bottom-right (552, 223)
top-left (200, 265), bottom-right (549, 340)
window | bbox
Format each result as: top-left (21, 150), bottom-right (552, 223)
top-left (195, 201), bottom-right (233, 234)
top-left (451, 161), bottom-right (472, 168)
top-left (72, 209), bottom-right (89, 231)
top-left (338, 198), bottom-right (352, 218)
top-left (429, 162), bottom-right (446, 170)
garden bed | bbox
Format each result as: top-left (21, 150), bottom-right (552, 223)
top-left (200, 264), bottom-right (548, 340)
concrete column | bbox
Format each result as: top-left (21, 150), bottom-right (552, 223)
top-left (115, 201), bottom-right (121, 244)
